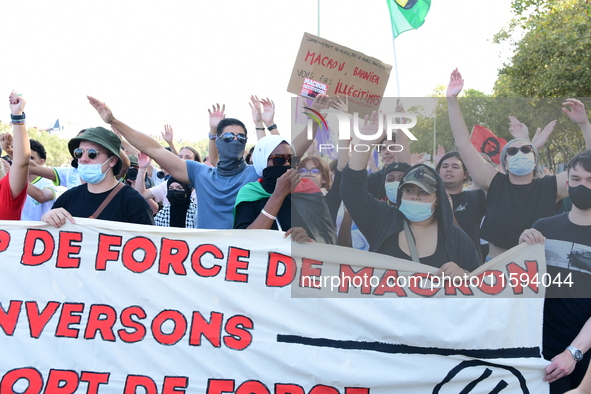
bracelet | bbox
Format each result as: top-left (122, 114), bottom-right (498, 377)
top-left (138, 168), bottom-right (147, 172)
top-left (267, 124), bottom-right (277, 131)
top-left (10, 113), bottom-right (25, 121)
top-left (261, 209), bottom-right (276, 220)
top-left (11, 120), bottom-right (25, 125)
top-left (255, 127), bottom-right (265, 131)
top-left (208, 134), bottom-right (217, 140)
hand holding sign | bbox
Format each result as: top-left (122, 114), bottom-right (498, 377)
top-left (544, 350), bottom-right (576, 383)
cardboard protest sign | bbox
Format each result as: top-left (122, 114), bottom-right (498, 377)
top-left (0, 219), bottom-right (548, 393)
top-left (288, 33), bottom-right (392, 117)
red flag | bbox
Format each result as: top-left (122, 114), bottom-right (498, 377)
top-left (470, 125), bottom-right (507, 164)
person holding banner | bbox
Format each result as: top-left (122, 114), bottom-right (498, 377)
top-left (520, 149), bottom-right (591, 394)
top-left (234, 135), bottom-right (336, 244)
top-left (0, 91), bottom-right (30, 220)
top-left (41, 127), bottom-right (154, 227)
top-left (447, 69), bottom-right (591, 260)
top-left (341, 111), bottom-right (480, 278)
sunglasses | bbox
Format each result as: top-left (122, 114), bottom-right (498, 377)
top-left (268, 154), bottom-right (292, 166)
top-left (298, 167), bottom-right (320, 176)
top-left (219, 132), bottom-right (247, 143)
top-left (506, 145), bottom-right (533, 156)
top-left (73, 148), bottom-right (101, 160)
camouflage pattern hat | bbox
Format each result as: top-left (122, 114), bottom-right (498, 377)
top-left (400, 166), bottom-right (437, 195)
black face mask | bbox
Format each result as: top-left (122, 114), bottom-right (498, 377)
top-left (569, 185), bottom-right (591, 210)
top-left (261, 166), bottom-right (290, 194)
top-left (167, 189), bottom-right (190, 207)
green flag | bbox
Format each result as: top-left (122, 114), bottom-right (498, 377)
top-left (386, 0), bottom-right (431, 39)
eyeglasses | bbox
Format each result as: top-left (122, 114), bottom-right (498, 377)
top-left (506, 145), bottom-right (533, 156)
top-left (73, 148), bottom-right (101, 160)
top-left (268, 154), bottom-right (292, 166)
top-left (219, 132), bottom-right (247, 144)
top-left (298, 167), bottom-right (320, 176)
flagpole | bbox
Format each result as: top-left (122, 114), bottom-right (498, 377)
top-left (317, 0), bottom-right (320, 36)
top-left (391, 38), bottom-right (401, 97)
top-left (433, 104), bottom-right (437, 160)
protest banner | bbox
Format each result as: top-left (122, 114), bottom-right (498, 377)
top-left (287, 33), bottom-right (392, 118)
top-left (0, 219), bottom-right (549, 393)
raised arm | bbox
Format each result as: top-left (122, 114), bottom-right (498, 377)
top-left (508, 116), bottom-right (557, 153)
top-left (556, 99), bottom-right (591, 200)
top-left (87, 96), bottom-right (189, 184)
top-left (292, 94), bottom-right (332, 157)
top-left (446, 69), bottom-right (497, 191)
top-left (348, 111), bottom-right (384, 170)
top-left (0, 132), bottom-right (13, 160)
top-left (161, 124), bottom-right (179, 156)
top-left (249, 96), bottom-right (267, 140)
top-left (261, 97), bottom-right (280, 136)
top-left (207, 103), bottom-right (224, 166)
top-left (134, 152), bottom-right (156, 200)
top-left (8, 91), bottom-right (30, 198)
top-left (563, 99), bottom-right (591, 149)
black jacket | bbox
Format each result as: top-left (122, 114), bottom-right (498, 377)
top-left (340, 163), bottom-right (480, 272)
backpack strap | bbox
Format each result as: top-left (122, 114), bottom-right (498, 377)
top-left (403, 219), bottom-right (420, 263)
top-left (89, 183), bottom-right (124, 219)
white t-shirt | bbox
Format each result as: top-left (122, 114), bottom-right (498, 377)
top-left (54, 167), bottom-right (82, 189)
top-left (21, 177), bottom-right (57, 221)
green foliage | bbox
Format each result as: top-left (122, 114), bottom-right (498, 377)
top-left (494, 0), bottom-right (591, 97)
top-left (28, 128), bottom-right (71, 167)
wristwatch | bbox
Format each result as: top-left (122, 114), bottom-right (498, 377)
top-left (567, 346), bottom-right (583, 361)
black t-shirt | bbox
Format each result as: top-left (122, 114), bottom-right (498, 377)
top-left (378, 225), bottom-right (450, 269)
top-left (480, 172), bottom-right (557, 249)
top-left (533, 213), bottom-right (591, 378)
top-left (52, 183), bottom-right (155, 225)
top-left (451, 190), bottom-right (486, 258)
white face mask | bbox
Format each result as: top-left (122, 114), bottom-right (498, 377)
top-left (507, 152), bottom-right (535, 176)
top-left (385, 181), bottom-right (400, 203)
top-left (78, 157), bottom-right (112, 184)
top-left (399, 198), bottom-right (436, 222)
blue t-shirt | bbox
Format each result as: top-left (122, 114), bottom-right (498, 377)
top-left (186, 160), bottom-right (258, 229)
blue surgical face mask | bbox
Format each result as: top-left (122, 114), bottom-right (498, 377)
top-left (399, 198), bottom-right (436, 222)
top-left (385, 181), bottom-right (400, 203)
top-left (78, 157), bottom-right (112, 184)
top-left (507, 152), bottom-right (535, 176)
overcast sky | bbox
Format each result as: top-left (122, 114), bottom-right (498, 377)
top-left (1, 0), bottom-right (515, 141)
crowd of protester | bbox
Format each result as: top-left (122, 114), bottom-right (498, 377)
top-left (2, 68), bottom-right (591, 393)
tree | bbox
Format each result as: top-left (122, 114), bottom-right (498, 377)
top-left (494, 0), bottom-right (591, 97)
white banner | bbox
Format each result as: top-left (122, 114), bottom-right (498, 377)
top-left (0, 219), bottom-right (549, 393)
